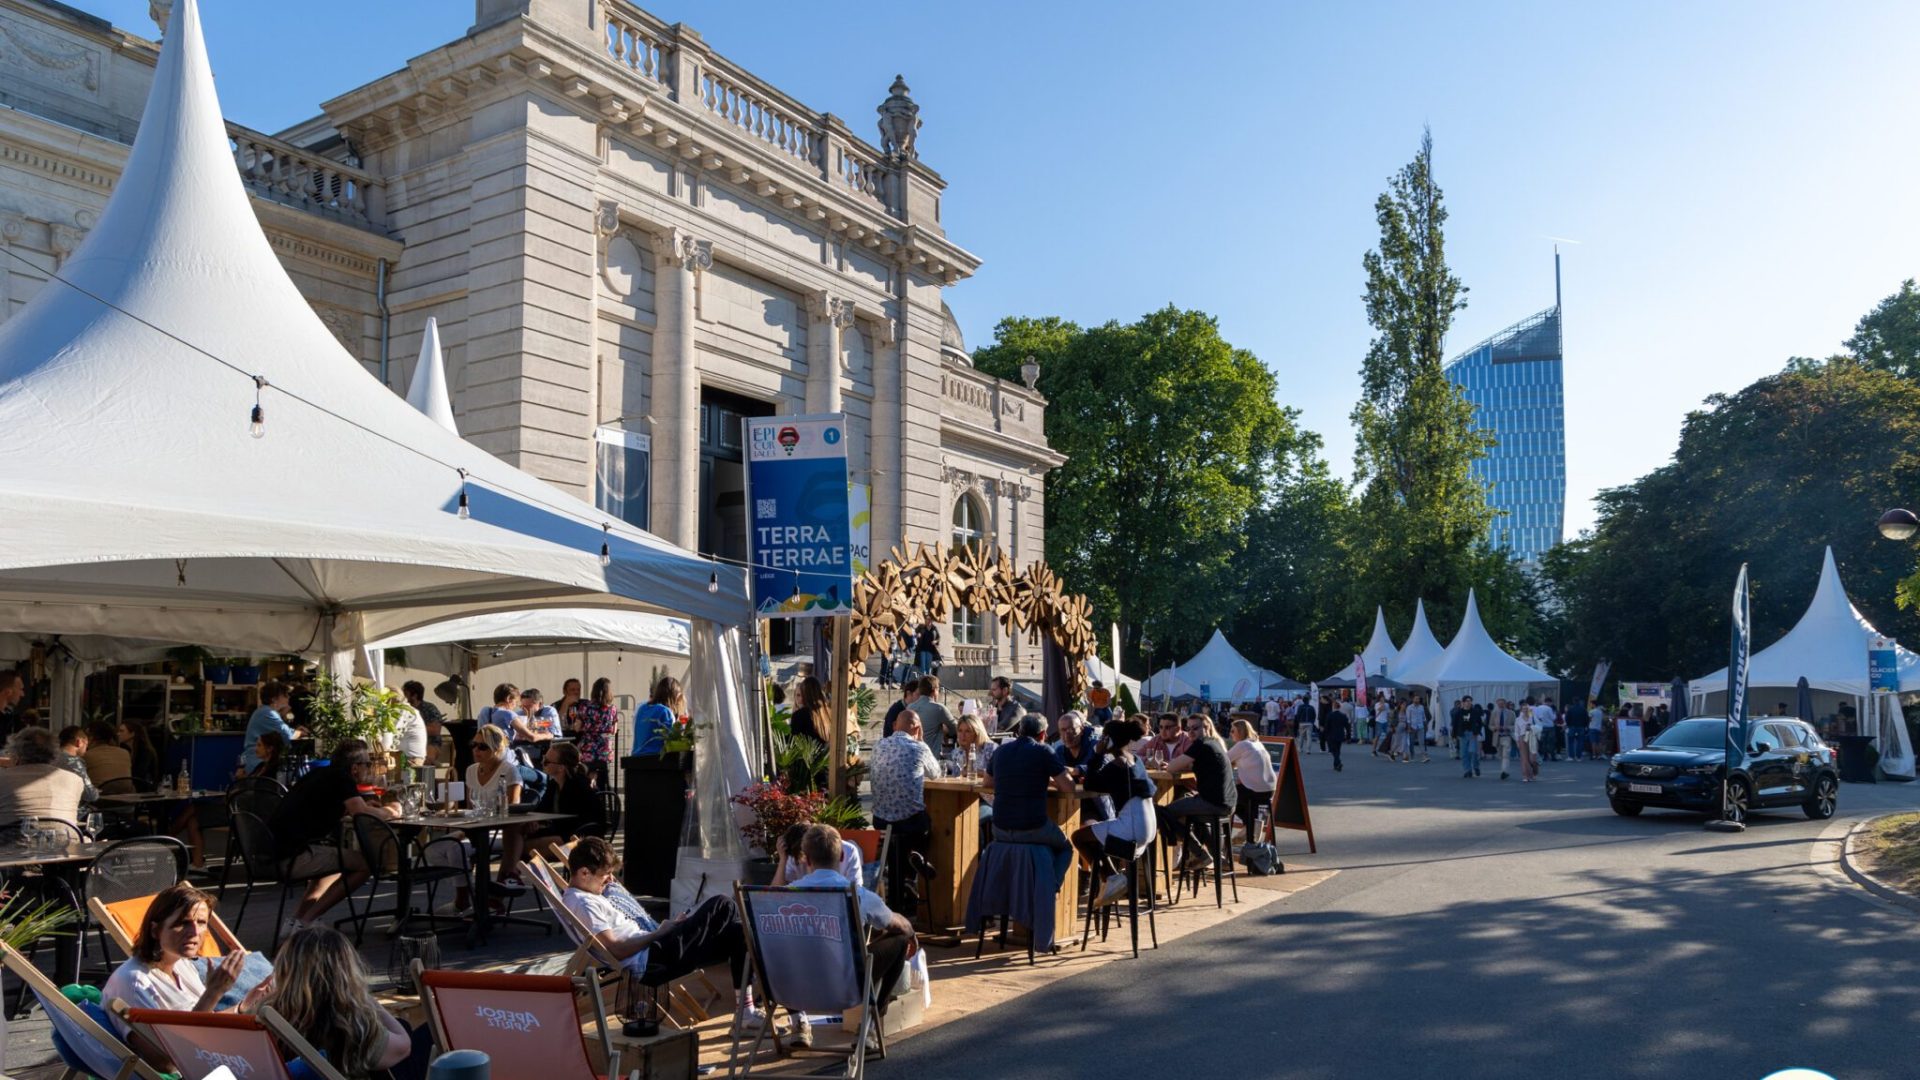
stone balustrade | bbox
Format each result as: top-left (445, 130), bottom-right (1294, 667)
top-left (940, 358), bottom-right (1046, 444)
top-left (598, 0), bottom-right (899, 216)
top-left (228, 123), bottom-right (380, 229)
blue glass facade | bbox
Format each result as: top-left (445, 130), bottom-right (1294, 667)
top-left (1444, 303), bottom-right (1566, 562)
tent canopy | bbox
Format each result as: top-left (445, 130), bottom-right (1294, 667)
top-left (1140, 629), bottom-right (1293, 702)
top-left (370, 607), bottom-right (690, 676)
top-left (0, 0), bottom-right (748, 662)
top-left (1397, 590), bottom-right (1554, 701)
top-left (1387, 600), bottom-right (1444, 683)
top-left (1083, 653), bottom-right (1140, 703)
top-left (405, 315), bottom-right (458, 435)
top-left (1321, 607), bottom-right (1400, 684)
top-left (1693, 548), bottom-right (1920, 696)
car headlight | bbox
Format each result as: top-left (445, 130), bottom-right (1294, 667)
top-left (1683, 764), bottom-right (1719, 777)
top-left (1609, 756), bottom-right (1622, 768)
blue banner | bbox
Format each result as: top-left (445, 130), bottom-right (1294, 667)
top-left (1727, 563), bottom-right (1752, 769)
top-left (746, 414), bottom-right (852, 619)
top-left (1870, 641), bottom-right (1900, 693)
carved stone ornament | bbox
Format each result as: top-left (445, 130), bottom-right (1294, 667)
top-left (594, 200), bottom-right (621, 238)
top-left (49, 224), bottom-right (87, 267)
top-left (876, 75), bottom-right (921, 160)
top-left (149, 0), bottom-right (172, 34)
top-left (0, 214), bottom-right (26, 246)
top-left (0, 12), bottom-right (101, 92)
top-left (650, 229), bottom-right (712, 273)
top-left (809, 293), bottom-right (855, 330)
top-left (309, 301), bottom-right (361, 354)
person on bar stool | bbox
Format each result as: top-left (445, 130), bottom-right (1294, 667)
top-left (560, 837), bottom-right (765, 1034)
top-left (868, 711), bottom-right (942, 916)
top-left (780, 824), bottom-right (916, 1051)
top-left (1158, 715), bottom-right (1236, 873)
top-left (982, 714), bottom-right (1077, 887)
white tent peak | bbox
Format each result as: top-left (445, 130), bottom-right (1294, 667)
top-left (1398, 589), bottom-right (1553, 695)
top-left (1362, 606), bottom-right (1399, 668)
top-left (1390, 599), bottom-right (1444, 681)
top-left (405, 316), bottom-right (458, 434)
top-left (1143, 628), bottom-right (1295, 700)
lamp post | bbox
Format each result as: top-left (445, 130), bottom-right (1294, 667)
top-left (1878, 508), bottom-right (1920, 541)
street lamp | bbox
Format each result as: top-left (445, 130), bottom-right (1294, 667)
top-left (1879, 508), bottom-right (1920, 541)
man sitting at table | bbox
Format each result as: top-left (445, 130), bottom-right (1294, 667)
top-left (56, 725), bottom-right (98, 806)
top-left (1158, 715), bottom-right (1237, 872)
top-left (561, 836), bottom-right (765, 1033)
top-left (869, 711), bottom-right (942, 915)
top-left (266, 739), bottom-right (398, 935)
top-left (1144, 713), bottom-right (1192, 763)
top-left (241, 682), bottom-right (302, 776)
top-left (0, 727), bottom-right (85, 829)
top-left (983, 714), bottom-right (1077, 885)
top-left (778, 824), bottom-right (916, 1051)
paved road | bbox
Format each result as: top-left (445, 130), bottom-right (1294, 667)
top-left (884, 741), bottom-right (1920, 1080)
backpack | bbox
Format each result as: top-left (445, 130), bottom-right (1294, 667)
top-left (1239, 839), bottom-right (1282, 876)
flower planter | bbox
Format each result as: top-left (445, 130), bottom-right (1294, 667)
top-left (203, 664), bottom-right (231, 685)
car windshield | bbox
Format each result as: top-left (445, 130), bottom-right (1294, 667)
top-left (1649, 718), bottom-right (1731, 749)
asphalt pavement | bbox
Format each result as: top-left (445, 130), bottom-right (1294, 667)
top-left (880, 739), bottom-right (1920, 1080)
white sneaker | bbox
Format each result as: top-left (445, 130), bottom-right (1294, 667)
top-left (733, 1007), bottom-right (769, 1034)
top-left (1097, 872), bottom-right (1130, 907)
top-left (784, 1020), bottom-right (814, 1050)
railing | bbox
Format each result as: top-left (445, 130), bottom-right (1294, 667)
top-left (228, 123), bottom-right (380, 228)
top-left (941, 360), bottom-right (1044, 442)
top-left (598, 0), bottom-right (898, 216)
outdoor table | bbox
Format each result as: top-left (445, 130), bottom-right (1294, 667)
top-left (0, 839), bottom-right (115, 985)
top-left (95, 788), bottom-right (225, 832)
top-left (920, 778), bottom-right (1083, 944)
top-left (386, 810), bottom-right (569, 944)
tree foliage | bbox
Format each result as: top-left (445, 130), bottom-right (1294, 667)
top-left (974, 307), bottom-right (1298, 673)
top-left (1541, 359), bottom-right (1920, 679)
top-left (1845, 279), bottom-right (1920, 381)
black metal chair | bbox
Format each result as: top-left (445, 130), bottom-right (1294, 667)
top-left (80, 837), bottom-right (188, 979)
top-left (218, 787), bottom-right (284, 902)
top-left (229, 810), bottom-right (348, 952)
top-left (337, 814), bottom-right (467, 944)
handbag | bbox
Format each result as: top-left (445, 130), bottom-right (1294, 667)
top-left (1238, 839), bottom-right (1282, 876)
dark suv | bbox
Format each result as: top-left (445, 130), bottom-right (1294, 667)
top-left (1606, 716), bottom-right (1838, 822)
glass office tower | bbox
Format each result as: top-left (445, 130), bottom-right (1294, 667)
top-left (1444, 260), bottom-right (1566, 563)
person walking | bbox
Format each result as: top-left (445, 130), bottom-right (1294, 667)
top-left (1452, 696), bottom-right (1483, 777)
top-left (1407, 695), bottom-right (1432, 763)
top-left (1532, 697), bottom-right (1558, 769)
top-left (1295, 697), bottom-right (1317, 756)
top-left (1322, 696), bottom-right (1350, 772)
top-left (1490, 698), bottom-right (1516, 780)
top-left (1516, 697), bottom-right (1541, 782)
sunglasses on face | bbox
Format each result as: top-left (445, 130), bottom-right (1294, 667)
top-left (472, 744), bottom-right (491, 753)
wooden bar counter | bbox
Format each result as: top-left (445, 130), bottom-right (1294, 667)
top-left (920, 777), bottom-right (1084, 937)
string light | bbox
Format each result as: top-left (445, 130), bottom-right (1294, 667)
top-left (599, 523), bottom-right (612, 567)
top-left (456, 468), bottom-right (470, 519)
top-left (708, 571), bottom-right (719, 594)
top-left (248, 376), bottom-right (266, 438)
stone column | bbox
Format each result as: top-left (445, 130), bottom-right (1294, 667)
top-left (867, 316), bottom-right (903, 552)
top-left (806, 291), bottom-right (854, 414)
top-left (650, 227), bottom-right (711, 551)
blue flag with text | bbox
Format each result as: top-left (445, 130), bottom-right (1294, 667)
top-left (1726, 563), bottom-right (1752, 770)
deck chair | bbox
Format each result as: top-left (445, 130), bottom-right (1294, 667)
top-left (414, 967), bottom-right (620, 1080)
top-left (89, 893), bottom-right (243, 960)
top-left (520, 859), bottom-right (716, 1027)
top-left (729, 882), bottom-right (888, 1080)
top-left (0, 941), bottom-right (169, 1080)
top-left (123, 1006), bottom-right (347, 1080)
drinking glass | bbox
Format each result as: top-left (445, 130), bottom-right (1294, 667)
top-left (85, 812), bottom-right (105, 839)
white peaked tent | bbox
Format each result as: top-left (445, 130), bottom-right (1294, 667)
top-left (405, 316), bottom-right (458, 434)
top-left (1397, 590), bottom-right (1555, 705)
top-left (1322, 607), bottom-right (1400, 684)
top-left (1691, 548), bottom-right (1916, 779)
top-left (0, 0), bottom-right (748, 659)
top-left (1388, 599), bottom-right (1445, 683)
top-left (1141, 629), bottom-right (1291, 702)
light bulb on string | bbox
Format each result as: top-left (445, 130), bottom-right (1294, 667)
top-left (599, 523), bottom-right (612, 567)
top-left (708, 571), bottom-right (719, 594)
top-left (456, 468), bottom-right (470, 519)
top-left (248, 376), bottom-right (267, 438)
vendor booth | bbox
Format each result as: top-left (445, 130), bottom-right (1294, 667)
top-left (1690, 548), bottom-right (1917, 780)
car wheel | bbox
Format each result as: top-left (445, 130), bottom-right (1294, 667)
top-left (1610, 799), bottom-right (1643, 817)
top-left (1803, 774), bottom-right (1838, 820)
top-left (1718, 776), bottom-right (1751, 823)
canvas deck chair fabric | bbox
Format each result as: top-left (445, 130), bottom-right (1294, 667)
top-left (123, 1006), bottom-right (349, 1080)
top-left (0, 941), bottom-right (169, 1080)
top-left (729, 882), bottom-right (886, 1079)
top-left (415, 967), bottom-right (620, 1080)
top-left (90, 894), bottom-right (242, 959)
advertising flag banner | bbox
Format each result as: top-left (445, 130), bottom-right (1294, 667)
top-left (746, 414), bottom-right (853, 619)
top-left (848, 482), bottom-right (872, 580)
top-left (1588, 659), bottom-right (1611, 704)
top-left (1354, 654), bottom-right (1368, 709)
top-left (1726, 563), bottom-right (1752, 768)
top-left (1870, 637), bottom-right (1900, 693)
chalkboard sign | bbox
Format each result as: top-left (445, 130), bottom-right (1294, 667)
top-left (1259, 736), bottom-right (1316, 854)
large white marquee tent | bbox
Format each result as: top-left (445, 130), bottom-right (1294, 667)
top-left (1142, 629), bottom-right (1292, 702)
top-left (1397, 590), bottom-right (1556, 705)
top-left (1690, 548), bottom-right (1916, 779)
top-left (0, 0), bottom-right (755, 886)
top-left (1388, 600), bottom-right (1445, 684)
top-left (1320, 606), bottom-right (1400, 685)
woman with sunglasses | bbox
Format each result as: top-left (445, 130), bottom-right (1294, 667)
top-left (442, 726), bottom-right (526, 915)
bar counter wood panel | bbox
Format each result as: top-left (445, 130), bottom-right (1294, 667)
top-left (920, 778), bottom-right (1081, 939)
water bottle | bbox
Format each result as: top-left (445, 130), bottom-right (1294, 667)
top-left (177, 770), bottom-right (191, 796)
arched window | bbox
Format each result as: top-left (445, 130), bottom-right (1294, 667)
top-left (951, 493), bottom-right (986, 644)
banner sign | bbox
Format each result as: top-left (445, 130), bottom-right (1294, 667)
top-left (1588, 659), bottom-right (1611, 704)
top-left (745, 414), bottom-right (852, 619)
top-left (1618, 682), bottom-right (1670, 703)
top-left (1354, 654), bottom-right (1368, 710)
top-left (848, 482), bottom-right (871, 580)
top-left (1870, 638), bottom-right (1900, 693)
top-left (1727, 563), bottom-right (1752, 768)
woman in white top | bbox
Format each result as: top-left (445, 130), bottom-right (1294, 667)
top-left (1227, 718), bottom-right (1276, 844)
top-left (452, 725), bottom-right (526, 911)
top-left (1407, 697), bottom-right (1431, 763)
top-left (1516, 698), bottom-right (1541, 782)
top-left (103, 884), bottom-right (268, 1051)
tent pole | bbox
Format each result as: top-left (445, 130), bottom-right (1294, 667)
top-left (827, 615), bottom-right (850, 798)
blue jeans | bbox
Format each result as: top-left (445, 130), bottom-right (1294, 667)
top-left (1569, 728), bottom-right (1589, 759)
top-left (993, 820), bottom-right (1075, 885)
top-left (1459, 735), bottom-right (1480, 775)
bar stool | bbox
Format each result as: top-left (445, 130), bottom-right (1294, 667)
top-left (1180, 809), bottom-right (1240, 909)
top-left (967, 841), bottom-right (1055, 964)
top-left (1080, 836), bottom-right (1158, 959)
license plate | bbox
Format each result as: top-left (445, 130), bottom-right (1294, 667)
top-left (1628, 783), bottom-right (1662, 794)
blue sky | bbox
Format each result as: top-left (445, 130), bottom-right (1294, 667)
top-left (103, 0), bottom-right (1920, 534)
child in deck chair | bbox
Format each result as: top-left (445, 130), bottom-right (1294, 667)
top-left (560, 837), bottom-right (765, 1033)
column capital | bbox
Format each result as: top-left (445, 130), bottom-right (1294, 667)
top-left (650, 228), bottom-right (712, 272)
top-left (808, 291), bottom-right (856, 329)
top-left (865, 314), bottom-right (900, 346)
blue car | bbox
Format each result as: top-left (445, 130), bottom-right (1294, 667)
top-left (1606, 716), bottom-right (1838, 822)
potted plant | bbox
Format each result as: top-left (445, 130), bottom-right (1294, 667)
top-left (730, 779), bottom-right (826, 883)
top-left (302, 673), bottom-right (404, 754)
top-left (230, 657), bottom-right (262, 685)
top-left (0, 891), bottom-right (77, 1072)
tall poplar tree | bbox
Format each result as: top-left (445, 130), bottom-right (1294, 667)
top-left (1349, 129), bottom-right (1503, 635)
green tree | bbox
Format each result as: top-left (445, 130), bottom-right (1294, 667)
top-left (1348, 128), bottom-right (1503, 638)
top-left (1542, 359), bottom-right (1920, 679)
top-left (1228, 437), bottom-right (1355, 679)
top-left (974, 307), bottom-right (1297, 673)
top-left (1845, 279), bottom-right (1920, 380)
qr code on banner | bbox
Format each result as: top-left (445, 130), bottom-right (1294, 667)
top-left (756, 499), bottom-right (777, 520)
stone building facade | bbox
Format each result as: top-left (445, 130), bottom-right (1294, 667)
top-left (0, 0), bottom-right (1058, 685)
